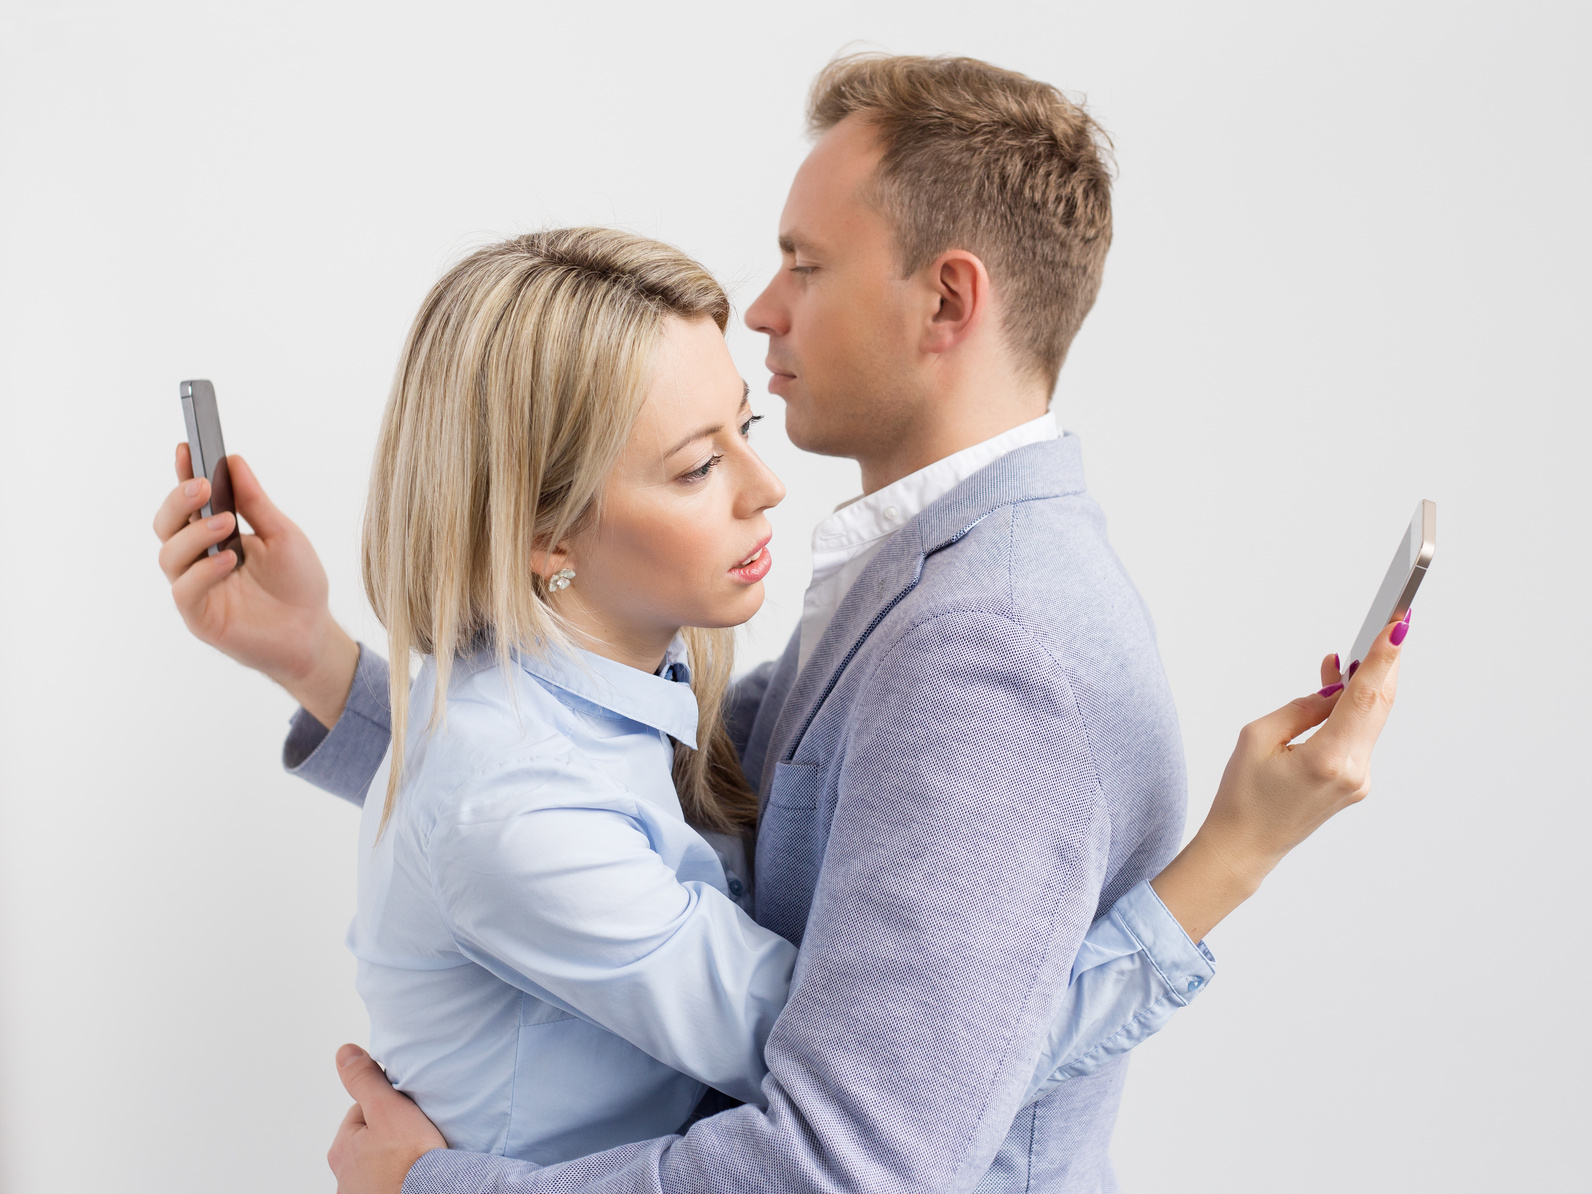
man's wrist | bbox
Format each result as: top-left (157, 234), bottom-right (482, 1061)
top-left (275, 620), bottom-right (361, 729)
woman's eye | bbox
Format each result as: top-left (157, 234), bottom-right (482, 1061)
top-left (740, 414), bottom-right (764, 438)
top-left (682, 454), bottom-right (723, 483)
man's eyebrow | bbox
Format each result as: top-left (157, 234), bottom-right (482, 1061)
top-left (664, 382), bottom-right (751, 458)
top-left (777, 232), bottom-right (815, 256)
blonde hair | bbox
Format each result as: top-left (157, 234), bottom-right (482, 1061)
top-left (808, 53), bottom-right (1115, 385)
top-left (363, 227), bottom-right (758, 837)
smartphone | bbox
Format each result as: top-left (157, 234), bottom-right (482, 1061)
top-left (1346, 499), bottom-right (1436, 674)
top-left (179, 379), bottom-right (244, 562)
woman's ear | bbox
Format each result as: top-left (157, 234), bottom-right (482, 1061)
top-left (530, 540), bottom-right (573, 584)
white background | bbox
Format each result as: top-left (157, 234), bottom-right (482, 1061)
top-left (2, 2), bottom-right (1587, 1191)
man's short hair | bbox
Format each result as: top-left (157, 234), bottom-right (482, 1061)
top-left (808, 53), bottom-right (1114, 386)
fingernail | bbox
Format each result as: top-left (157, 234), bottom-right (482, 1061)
top-left (1332, 653), bottom-right (1341, 673)
top-left (184, 480), bottom-right (202, 498)
top-left (1390, 619), bottom-right (1409, 647)
top-left (1317, 682), bottom-right (1344, 697)
top-left (207, 513), bottom-right (230, 531)
top-left (1348, 660), bottom-right (1360, 677)
top-left (338, 1046), bottom-right (366, 1067)
top-left (1402, 608), bottom-right (1413, 625)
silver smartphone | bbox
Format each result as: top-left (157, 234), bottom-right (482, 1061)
top-left (1346, 499), bottom-right (1436, 674)
top-left (179, 379), bottom-right (244, 562)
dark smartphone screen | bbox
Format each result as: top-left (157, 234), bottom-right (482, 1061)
top-left (179, 379), bottom-right (245, 562)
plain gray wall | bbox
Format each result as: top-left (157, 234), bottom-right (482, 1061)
top-left (2, 1), bottom-right (1587, 1190)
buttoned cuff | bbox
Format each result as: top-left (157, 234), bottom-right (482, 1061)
top-left (1110, 879), bottom-right (1217, 1004)
top-left (281, 642), bottom-right (392, 807)
top-left (404, 1147), bottom-right (537, 1194)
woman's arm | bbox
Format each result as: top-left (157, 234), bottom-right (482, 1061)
top-left (1152, 617), bottom-right (1408, 943)
top-left (426, 781), bottom-right (1207, 1110)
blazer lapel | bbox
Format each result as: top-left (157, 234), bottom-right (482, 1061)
top-left (761, 434), bottom-right (1088, 779)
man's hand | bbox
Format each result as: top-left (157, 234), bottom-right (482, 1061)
top-left (1152, 612), bottom-right (1410, 942)
top-left (153, 443), bottom-right (360, 727)
top-left (328, 1045), bottom-right (446, 1194)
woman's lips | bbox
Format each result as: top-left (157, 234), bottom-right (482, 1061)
top-left (729, 538), bottom-right (773, 584)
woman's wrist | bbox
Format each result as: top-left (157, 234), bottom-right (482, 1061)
top-left (1150, 828), bottom-right (1272, 946)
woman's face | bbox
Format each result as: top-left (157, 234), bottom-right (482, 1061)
top-left (557, 316), bottom-right (786, 669)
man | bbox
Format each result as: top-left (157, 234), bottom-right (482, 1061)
top-left (155, 54), bottom-right (1399, 1193)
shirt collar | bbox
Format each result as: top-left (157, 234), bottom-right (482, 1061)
top-left (518, 633), bottom-right (698, 748)
top-left (810, 412), bottom-right (1059, 559)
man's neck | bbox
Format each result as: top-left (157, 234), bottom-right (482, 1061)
top-left (858, 385), bottom-right (1051, 495)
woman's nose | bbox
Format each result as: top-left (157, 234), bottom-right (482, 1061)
top-left (735, 447), bottom-right (785, 516)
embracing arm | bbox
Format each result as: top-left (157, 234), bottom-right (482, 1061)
top-left (330, 622), bottom-right (1409, 1194)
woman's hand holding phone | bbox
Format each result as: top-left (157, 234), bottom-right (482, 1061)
top-left (1151, 616), bottom-right (1408, 943)
top-left (153, 443), bottom-right (360, 728)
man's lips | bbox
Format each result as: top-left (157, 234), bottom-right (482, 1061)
top-left (764, 358), bottom-right (795, 380)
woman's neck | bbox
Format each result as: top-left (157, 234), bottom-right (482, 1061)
top-left (557, 594), bottom-right (678, 674)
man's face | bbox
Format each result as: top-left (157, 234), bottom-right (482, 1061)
top-left (745, 117), bottom-right (927, 460)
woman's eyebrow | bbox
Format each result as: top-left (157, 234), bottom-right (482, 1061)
top-left (664, 382), bottom-right (751, 458)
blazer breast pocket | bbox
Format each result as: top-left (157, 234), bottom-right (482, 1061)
top-left (766, 759), bottom-right (823, 809)
top-left (757, 761), bottom-right (827, 944)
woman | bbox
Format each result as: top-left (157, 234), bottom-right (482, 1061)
top-left (352, 227), bottom-right (1197, 1162)
top-left (154, 227), bottom-right (1404, 1167)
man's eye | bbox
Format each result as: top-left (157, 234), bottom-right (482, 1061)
top-left (740, 414), bottom-right (764, 438)
top-left (790, 265), bottom-right (815, 275)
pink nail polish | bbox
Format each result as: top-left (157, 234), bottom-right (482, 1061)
top-left (1332, 653), bottom-right (1341, 674)
top-left (1390, 619), bottom-right (1409, 647)
top-left (1348, 660), bottom-right (1361, 678)
top-left (1318, 682), bottom-right (1344, 697)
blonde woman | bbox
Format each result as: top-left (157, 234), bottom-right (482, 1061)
top-left (154, 226), bottom-right (1406, 1174)
top-left (338, 227), bottom-right (1202, 1161)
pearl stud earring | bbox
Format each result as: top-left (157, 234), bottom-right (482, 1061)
top-left (549, 568), bottom-right (576, 591)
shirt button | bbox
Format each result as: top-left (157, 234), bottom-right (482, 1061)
top-left (1187, 978), bottom-right (1203, 992)
top-left (728, 878), bottom-right (745, 898)
top-left (883, 505), bottom-right (900, 521)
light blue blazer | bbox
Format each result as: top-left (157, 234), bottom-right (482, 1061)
top-left (287, 434), bottom-right (1205, 1193)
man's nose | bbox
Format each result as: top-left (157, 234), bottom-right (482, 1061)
top-left (744, 275), bottom-right (787, 337)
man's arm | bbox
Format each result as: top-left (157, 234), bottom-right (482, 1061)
top-left (154, 445), bottom-right (362, 728)
top-left (283, 644), bottom-right (392, 805)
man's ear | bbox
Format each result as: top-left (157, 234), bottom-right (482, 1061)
top-left (922, 250), bottom-right (991, 355)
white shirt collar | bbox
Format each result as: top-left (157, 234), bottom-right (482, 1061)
top-left (798, 412), bottom-right (1059, 669)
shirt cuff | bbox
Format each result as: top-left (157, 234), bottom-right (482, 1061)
top-left (281, 642), bottom-right (392, 807)
top-left (1109, 879), bottom-right (1217, 1004)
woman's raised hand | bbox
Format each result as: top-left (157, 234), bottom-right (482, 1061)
top-left (153, 443), bottom-right (359, 727)
top-left (1150, 614), bottom-right (1409, 943)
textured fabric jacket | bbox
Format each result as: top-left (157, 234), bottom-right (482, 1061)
top-left (297, 435), bottom-right (1194, 1193)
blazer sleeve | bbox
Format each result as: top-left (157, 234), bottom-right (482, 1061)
top-left (281, 642), bottom-right (393, 807)
top-left (400, 611), bottom-right (1209, 1194)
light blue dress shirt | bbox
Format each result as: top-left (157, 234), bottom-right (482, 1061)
top-left (349, 637), bottom-right (1211, 1167)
